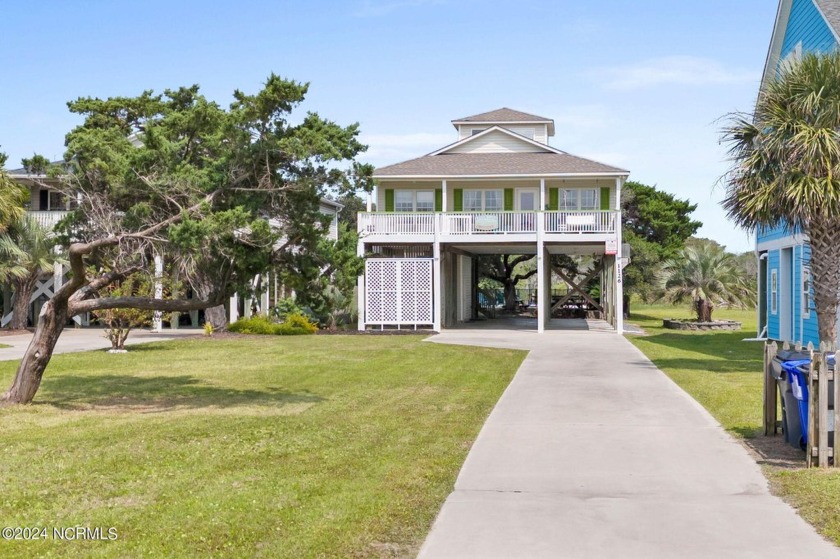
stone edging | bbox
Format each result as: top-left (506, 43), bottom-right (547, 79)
top-left (662, 319), bottom-right (742, 331)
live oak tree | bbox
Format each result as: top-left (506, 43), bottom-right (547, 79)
top-left (723, 51), bottom-right (840, 344)
top-left (621, 181), bottom-right (701, 302)
top-left (479, 255), bottom-right (537, 311)
top-left (1, 75), bottom-right (372, 405)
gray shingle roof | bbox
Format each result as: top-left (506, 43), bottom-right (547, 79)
top-left (373, 152), bottom-right (628, 177)
top-left (815, 0), bottom-right (840, 37)
top-left (452, 108), bottom-right (553, 124)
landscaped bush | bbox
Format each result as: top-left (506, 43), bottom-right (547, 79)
top-left (228, 313), bottom-right (317, 336)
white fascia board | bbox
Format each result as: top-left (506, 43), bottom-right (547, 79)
top-left (453, 119), bottom-right (556, 135)
top-left (371, 172), bottom-right (630, 180)
top-left (760, 0), bottom-right (793, 93)
top-left (756, 233), bottom-right (808, 252)
top-left (428, 125), bottom-right (565, 156)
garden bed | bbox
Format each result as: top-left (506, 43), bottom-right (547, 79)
top-left (662, 319), bottom-right (742, 331)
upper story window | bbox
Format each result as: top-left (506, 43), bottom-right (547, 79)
top-left (471, 128), bottom-right (485, 136)
top-left (395, 190), bottom-right (434, 212)
top-left (560, 189), bottom-right (598, 211)
top-left (464, 190), bottom-right (503, 212)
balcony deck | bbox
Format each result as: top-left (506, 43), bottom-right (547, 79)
top-left (358, 211), bottom-right (619, 243)
top-left (28, 210), bottom-right (71, 229)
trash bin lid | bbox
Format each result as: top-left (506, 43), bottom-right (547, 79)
top-left (781, 359), bottom-right (811, 373)
top-left (777, 349), bottom-right (812, 362)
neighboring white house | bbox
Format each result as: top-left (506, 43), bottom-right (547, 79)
top-left (3, 164), bottom-right (343, 328)
top-left (357, 108), bottom-right (630, 333)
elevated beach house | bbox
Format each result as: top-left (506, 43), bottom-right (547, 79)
top-left (755, 0), bottom-right (840, 344)
top-left (356, 108), bottom-right (629, 333)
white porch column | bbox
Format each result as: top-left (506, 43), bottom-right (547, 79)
top-left (357, 238), bottom-right (366, 331)
top-left (614, 177), bottom-right (624, 334)
top-left (539, 178), bottom-right (546, 210)
top-left (441, 180), bottom-right (448, 213)
top-left (537, 208), bottom-right (546, 333)
top-left (152, 255), bottom-right (164, 332)
top-left (366, 190), bottom-right (373, 213)
top-left (433, 240), bottom-right (442, 332)
top-left (229, 294), bottom-right (240, 323)
top-left (260, 273), bottom-right (270, 315)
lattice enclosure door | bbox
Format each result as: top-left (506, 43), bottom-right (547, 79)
top-left (365, 259), bottom-right (433, 325)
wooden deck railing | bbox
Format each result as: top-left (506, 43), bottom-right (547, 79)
top-left (358, 211), bottom-right (619, 236)
top-left (27, 211), bottom-right (71, 230)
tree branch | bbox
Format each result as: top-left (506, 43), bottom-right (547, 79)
top-left (70, 293), bottom-right (225, 315)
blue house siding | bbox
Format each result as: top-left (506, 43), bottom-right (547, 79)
top-left (757, 0), bottom-right (838, 344)
top-left (780, 0), bottom-right (837, 61)
top-left (801, 244), bottom-right (820, 345)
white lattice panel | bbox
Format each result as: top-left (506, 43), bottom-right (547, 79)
top-left (365, 259), bottom-right (433, 325)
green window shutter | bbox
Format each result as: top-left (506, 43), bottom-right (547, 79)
top-left (600, 187), bottom-right (610, 210)
top-left (549, 188), bottom-right (559, 210)
top-left (454, 189), bottom-right (463, 211)
top-left (385, 189), bottom-right (394, 212)
top-left (504, 188), bottom-right (514, 211)
top-left (435, 189), bottom-right (442, 212)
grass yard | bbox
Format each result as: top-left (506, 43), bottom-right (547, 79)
top-left (0, 335), bottom-right (524, 558)
top-left (0, 344), bottom-right (10, 349)
top-left (628, 303), bottom-right (840, 546)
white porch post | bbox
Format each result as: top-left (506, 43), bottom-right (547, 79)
top-left (260, 273), bottom-right (270, 315)
top-left (539, 178), bottom-right (546, 210)
top-left (229, 294), bottom-right (240, 323)
top-left (442, 179), bottom-right (448, 213)
top-left (152, 254), bottom-right (163, 332)
top-left (366, 190), bottom-right (373, 213)
top-left (357, 238), bottom-right (366, 331)
top-left (537, 199), bottom-right (546, 333)
top-left (433, 240), bottom-right (442, 332)
top-left (614, 177), bottom-right (624, 334)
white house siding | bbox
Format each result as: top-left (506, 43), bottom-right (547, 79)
top-left (457, 124), bottom-right (548, 144)
top-left (545, 179), bottom-right (616, 210)
top-left (375, 180), bottom-right (616, 212)
top-left (319, 203), bottom-right (339, 240)
top-left (449, 130), bottom-right (546, 154)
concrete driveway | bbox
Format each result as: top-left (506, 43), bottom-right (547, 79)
top-left (418, 326), bottom-right (839, 558)
top-left (0, 328), bottom-right (200, 362)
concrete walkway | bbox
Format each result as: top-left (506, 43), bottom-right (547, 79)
top-left (0, 328), bottom-right (200, 362)
top-left (418, 327), bottom-right (840, 558)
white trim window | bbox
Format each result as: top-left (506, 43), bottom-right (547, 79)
top-left (559, 188), bottom-right (598, 211)
top-left (395, 190), bottom-right (434, 212)
top-left (464, 189), bottom-right (503, 212)
top-left (802, 268), bottom-right (811, 318)
top-left (771, 269), bottom-right (778, 315)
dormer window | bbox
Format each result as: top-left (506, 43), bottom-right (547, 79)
top-left (471, 128), bottom-right (485, 136)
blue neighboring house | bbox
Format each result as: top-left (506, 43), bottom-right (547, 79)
top-left (756, 0), bottom-right (840, 345)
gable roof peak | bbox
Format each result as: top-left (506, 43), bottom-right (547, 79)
top-left (452, 107), bottom-right (555, 135)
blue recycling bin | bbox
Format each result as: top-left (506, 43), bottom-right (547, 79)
top-left (779, 359), bottom-right (811, 450)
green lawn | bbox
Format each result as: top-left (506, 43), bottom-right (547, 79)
top-left (0, 343), bottom-right (10, 349)
top-left (628, 304), bottom-right (840, 546)
top-left (0, 335), bottom-right (525, 558)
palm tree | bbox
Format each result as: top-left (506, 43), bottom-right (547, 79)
top-left (722, 50), bottom-right (840, 344)
top-left (0, 170), bottom-right (27, 234)
top-left (658, 243), bottom-right (755, 323)
top-left (0, 217), bottom-right (66, 329)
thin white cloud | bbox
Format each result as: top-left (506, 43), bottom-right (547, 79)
top-left (355, 0), bottom-right (445, 17)
top-left (600, 56), bottom-right (759, 91)
top-left (360, 132), bottom-right (452, 165)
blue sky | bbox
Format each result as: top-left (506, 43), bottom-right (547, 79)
top-left (0, 0), bottom-right (778, 252)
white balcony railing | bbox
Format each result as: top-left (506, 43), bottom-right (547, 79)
top-left (28, 211), bottom-right (71, 230)
top-left (358, 211), bottom-right (619, 237)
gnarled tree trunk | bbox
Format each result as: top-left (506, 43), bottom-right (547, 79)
top-left (809, 217), bottom-right (840, 346)
top-left (10, 275), bottom-right (38, 330)
top-left (2, 296), bottom-right (69, 404)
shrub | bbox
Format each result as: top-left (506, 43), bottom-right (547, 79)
top-left (228, 313), bottom-right (316, 336)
